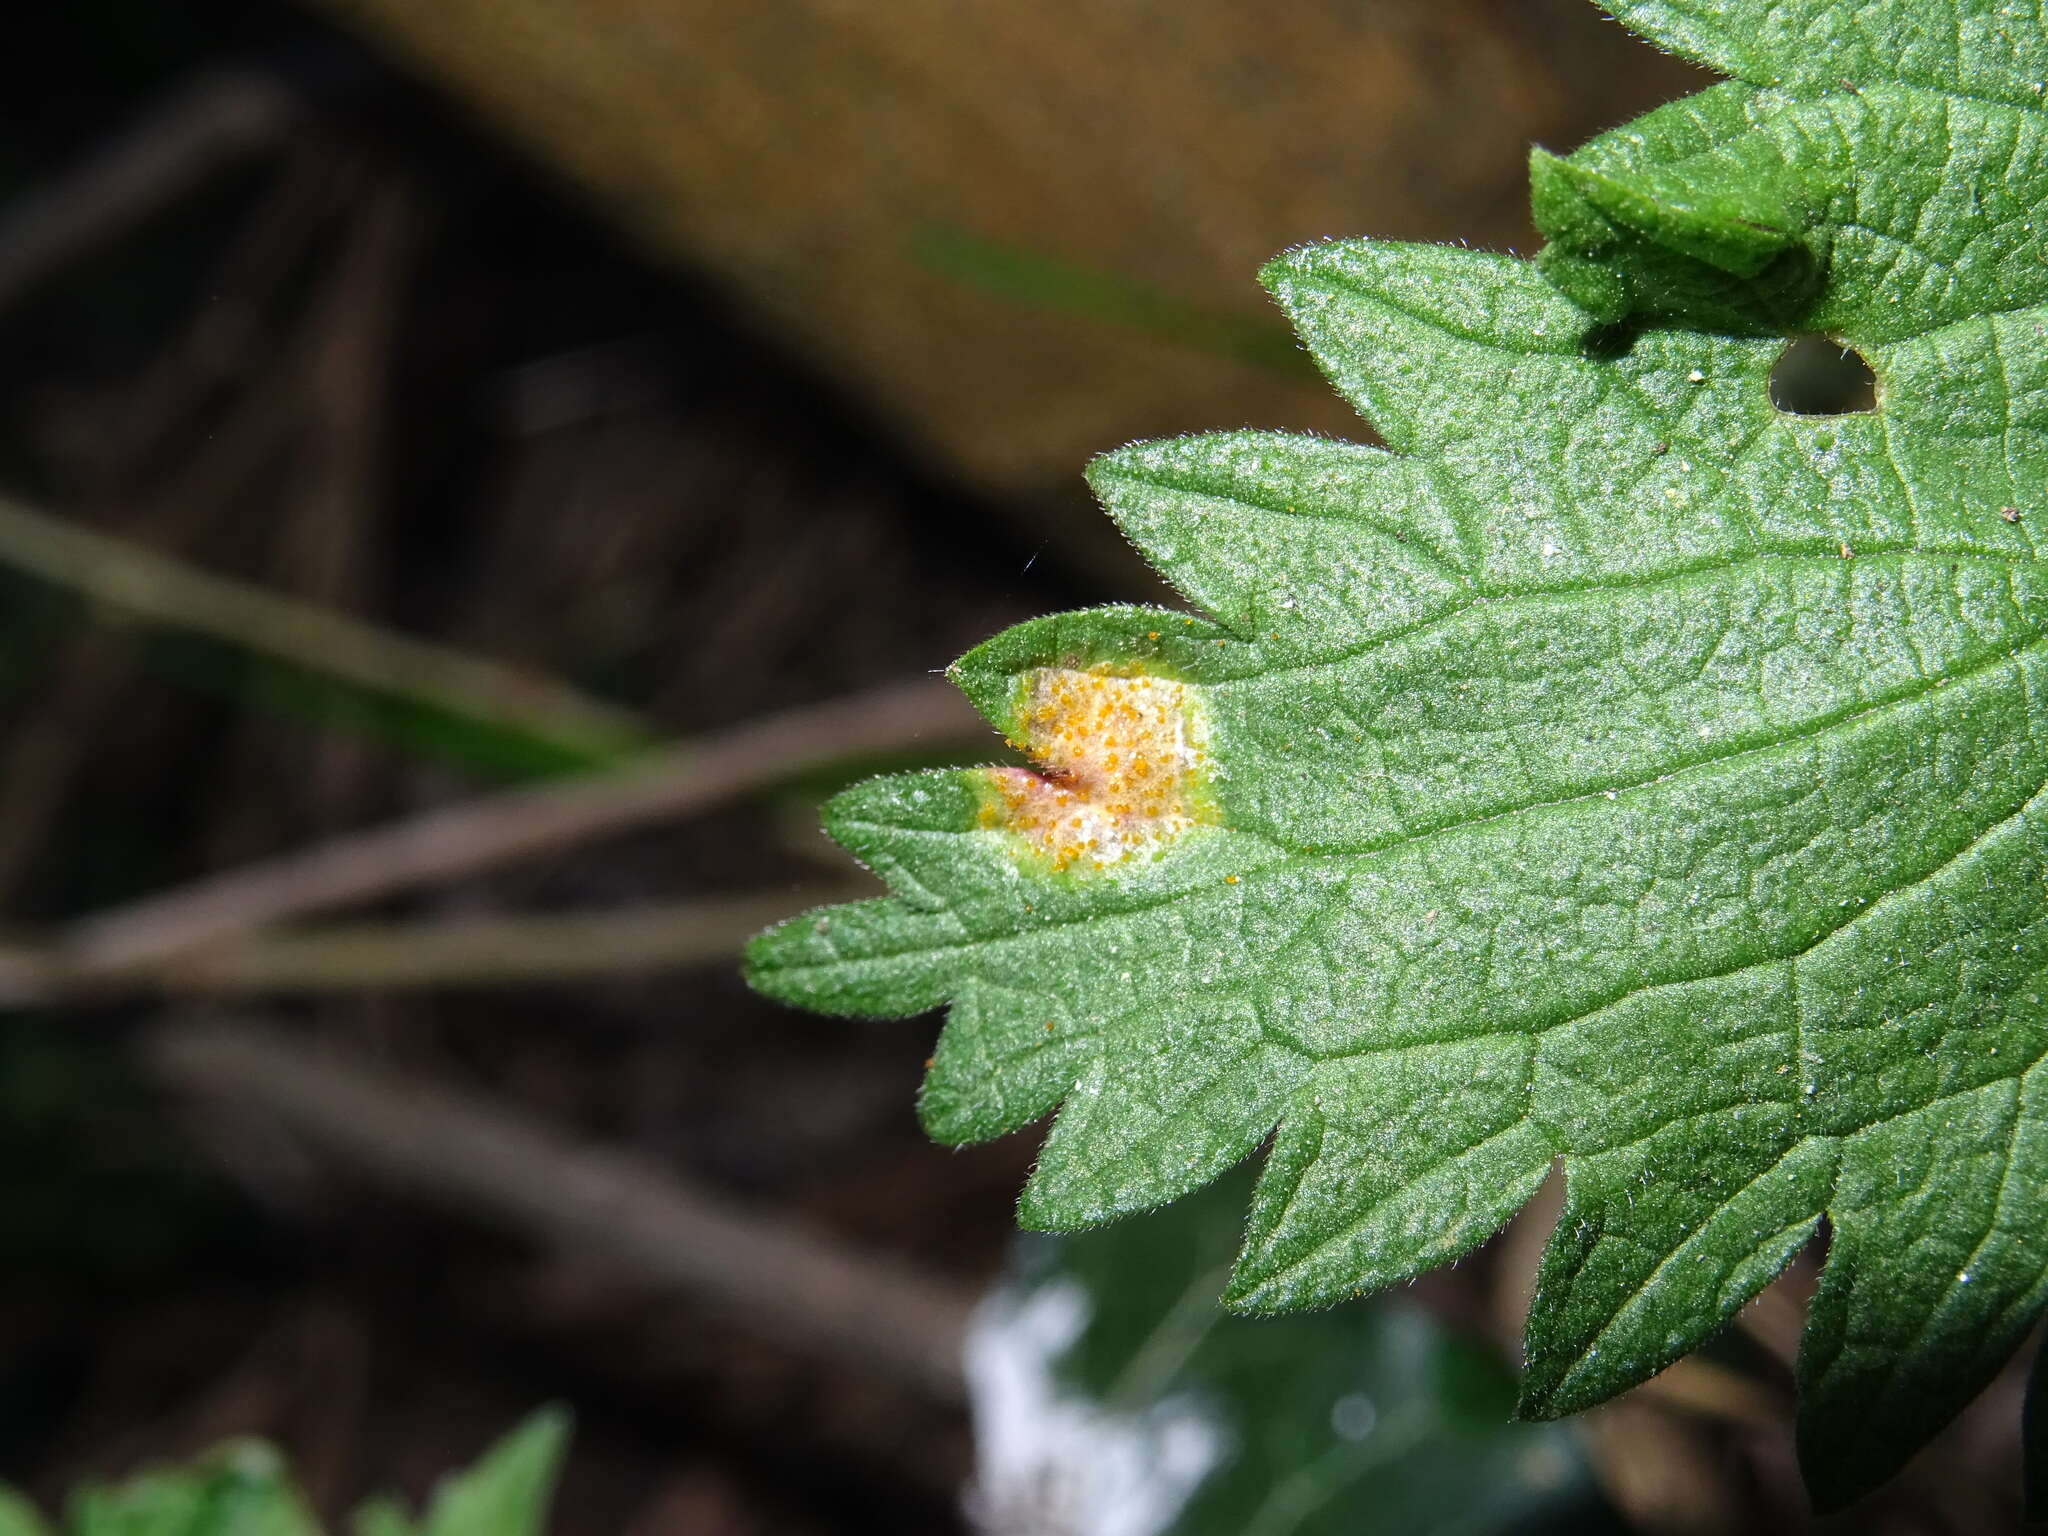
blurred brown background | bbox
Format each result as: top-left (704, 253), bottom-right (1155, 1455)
top-left (0, 3), bottom-right (2018, 1532)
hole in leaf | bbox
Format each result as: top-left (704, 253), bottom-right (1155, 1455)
top-left (1580, 323), bottom-right (1638, 361)
top-left (1769, 334), bottom-right (1878, 415)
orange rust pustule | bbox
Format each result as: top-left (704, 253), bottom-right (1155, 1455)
top-left (980, 666), bottom-right (1211, 871)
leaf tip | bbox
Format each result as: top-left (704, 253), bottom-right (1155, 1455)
top-left (1217, 1269), bottom-right (1279, 1316)
top-left (1015, 1179), bottom-right (1085, 1234)
top-left (1511, 1374), bottom-right (1572, 1425)
top-left (1255, 242), bottom-right (1330, 306)
top-left (737, 909), bottom-right (809, 995)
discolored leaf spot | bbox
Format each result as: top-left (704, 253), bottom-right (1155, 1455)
top-left (981, 666), bottom-right (1217, 873)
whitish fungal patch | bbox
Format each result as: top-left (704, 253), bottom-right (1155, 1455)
top-left (982, 666), bottom-right (1213, 871)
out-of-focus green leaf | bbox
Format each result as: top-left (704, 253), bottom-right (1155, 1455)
top-left (913, 223), bottom-right (1315, 379)
top-left (965, 1173), bottom-right (1618, 1536)
top-left (413, 1408), bottom-right (570, 1536)
top-left (0, 1489), bottom-right (52, 1536)
top-left (140, 632), bottom-right (634, 783)
top-left (344, 1499), bottom-right (413, 1536)
top-left (18, 1412), bottom-right (568, 1536)
top-left (67, 1440), bottom-right (319, 1536)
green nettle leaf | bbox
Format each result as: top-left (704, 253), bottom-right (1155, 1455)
top-left (747, 0), bottom-right (2048, 1510)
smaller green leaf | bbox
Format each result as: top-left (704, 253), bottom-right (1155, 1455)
top-left (346, 1500), bottom-right (416, 1536)
top-left (0, 1489), bottom-right (51, 1536)
top-left (1529, 131), bottom-right (1819, 329)
top-left (1530, 148), bottom-right (1799, 277)
top-left (68, 1441), bottom-right (319, 1536)
top-left (416, 1407), bottom-right (571, 1536)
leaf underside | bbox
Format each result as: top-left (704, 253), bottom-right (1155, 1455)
top-left (748, 0), bottom-right (2048, 1511)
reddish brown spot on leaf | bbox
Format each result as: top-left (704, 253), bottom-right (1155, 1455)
top-left (980, 666), bottom-right (1214, 872)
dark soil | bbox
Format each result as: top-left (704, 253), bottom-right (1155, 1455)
top-left (0, 5), bottom-right (1075, 1528)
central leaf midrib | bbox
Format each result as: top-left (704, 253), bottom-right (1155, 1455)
top-left (1249, 613), bottom-right (2041, 914)
top-left (1311, 767), bottom-right (2048, 1074)
top-left (803, 603), bottom-right (2046, 977)
top-left (1271, 618), bottom-right (2044, 863)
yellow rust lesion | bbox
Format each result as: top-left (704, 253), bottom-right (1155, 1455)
top-left (980, 665), bottom-right (1214, 872)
